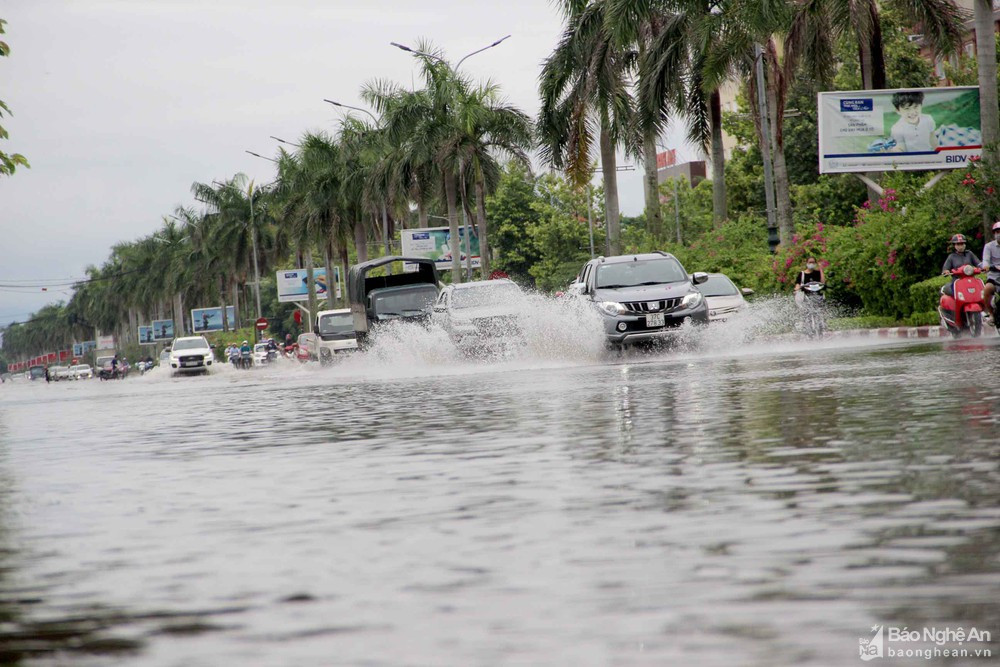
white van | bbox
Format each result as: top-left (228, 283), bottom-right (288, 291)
top-left (315, 308), bottom-right (358, 363)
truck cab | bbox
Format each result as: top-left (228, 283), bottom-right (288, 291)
top-left (347, 256), bottom-right (440, 348)
top-left (315, 308), bottom-right (358, 363)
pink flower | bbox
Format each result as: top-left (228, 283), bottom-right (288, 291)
top-left (876, 258), bottom-right (883, 266)
top-left (890, 273), bottom-right (897, 280)
top-left (863, 201), bottom-right (871, 209)
top-left (785, 257), bottom-right (794, 268)
top-left (819, 260), bottom-right (830, 268)
top-left (816, 223), bottom-right (825, 232)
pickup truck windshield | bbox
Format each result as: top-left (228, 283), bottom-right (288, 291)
top-left (318, 313), bottom-right (354, 335)
top-left (373, 286), bottom-right (437, 317)
top-left (596, 259), bottom-right (687, 288)
top-left (173, 338), bottom-right (208, 351)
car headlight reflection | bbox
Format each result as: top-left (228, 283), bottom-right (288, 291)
top-left (681, 292), bottom-right (704, 309)
top-left (598, 301), bottom-right (628, 315)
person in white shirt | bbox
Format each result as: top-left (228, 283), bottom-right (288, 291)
top-left (981, 221), bottom-right (1000, 321)
top-left (889, 91), bottom-right (938, 153)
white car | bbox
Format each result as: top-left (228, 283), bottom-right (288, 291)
top-left (253, 342), bottom-right (271, 367)
top-left (696, 273), bottom-right (754, 322)
top-left (168, 336), bottom-right (214, 374)
top-left (50, 365), bottom-right (72, 381)
top-left (71, 364), bottom-right (93, 380)
top-left (432, 279), bottom-right (527, 353)
top-left (315, 309), bottom-right (358, 363)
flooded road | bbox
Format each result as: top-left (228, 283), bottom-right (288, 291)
top-left (1, 333), bottom-right (998, 665)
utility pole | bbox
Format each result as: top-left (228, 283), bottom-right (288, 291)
top-left (754, 43), bottom-right (779, 252)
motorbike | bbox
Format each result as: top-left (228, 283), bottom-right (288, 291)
top-left (239, 349), bottom-right (252, 370)
top-left (940, 265), bottom-right (985, 338)
top-left (798, 281), bottom-right (827, 338)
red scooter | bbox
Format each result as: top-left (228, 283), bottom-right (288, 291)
top-left (939, 265), bottom-right (985, 338)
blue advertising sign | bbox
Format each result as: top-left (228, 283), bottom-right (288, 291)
top-left (151, 319), bottom-right (175, 341)
top-left (191, 306), bottom-right (237, 333)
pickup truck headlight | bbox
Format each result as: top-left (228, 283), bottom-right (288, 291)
top-left (598, 301), bottom-right (628, 316)
top-left (681, 292), bottom-right (704, 309)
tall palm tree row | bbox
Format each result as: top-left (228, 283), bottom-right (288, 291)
top-left (4, 4), bottom-right (988, 362)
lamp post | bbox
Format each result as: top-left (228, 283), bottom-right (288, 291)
top-left (213, 179), bottom-right (262, 324)
top-left (323, 100), bottom-right (392, 265)
top-left (390, 36), bottom-right (511, 281)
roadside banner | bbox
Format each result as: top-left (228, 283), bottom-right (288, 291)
top-left (151, 319), bottom-right (174, 341)
top-left (96, 334), bottom-right (115, 349)
top-left (72, 342), bottom-right (83, 356)
top-left (276, 267), bottom-right (341, 303)
top-left (81, 340), bottom-right (97, 354)
top-left (138, 326), bottom-right (155, 345)
top-left (400, 226), bottom-right (481, 271)
top-left (190, 306), bottom-right (237, 333)
top-left (818, 86), bottom-right (981, 173)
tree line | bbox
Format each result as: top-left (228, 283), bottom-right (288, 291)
top-left (3, 0), bottom-right (998, 365)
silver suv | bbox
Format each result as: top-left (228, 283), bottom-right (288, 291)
top-left (571, 252), bottom-right (709, 347)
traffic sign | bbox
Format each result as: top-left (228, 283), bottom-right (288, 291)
top-left (255, 317), bottom-right (268, 330)
top-left (293, 310), bottom-right (302, 324)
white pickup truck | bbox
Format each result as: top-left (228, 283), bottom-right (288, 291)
top-left (315, 309), bottom-right (358, 363)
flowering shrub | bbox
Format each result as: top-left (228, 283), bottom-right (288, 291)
top-left (772, 175), bottom-right (981, 317)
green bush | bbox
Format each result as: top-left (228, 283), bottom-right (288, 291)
top-left (908, 275), bottom-right (951, 313)
top-left (828, 315), bottom-right (898, 330)
top-left (902, 311), bottom-right (941, 327)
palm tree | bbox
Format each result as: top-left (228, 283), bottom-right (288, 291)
top-left (975, 0), bottom-right (999, 235)
top-left (540, 0), bottom-right (633, 254)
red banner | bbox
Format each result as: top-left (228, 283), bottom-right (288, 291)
top-left (656, 149), bottom-right (676, 169)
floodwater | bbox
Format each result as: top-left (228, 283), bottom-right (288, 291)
top-left (1, 306), bottom-right (998, 666)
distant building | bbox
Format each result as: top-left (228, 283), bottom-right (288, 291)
top-left (918, 0), bottom-right (1000, 84)
top-left (655, 155), bottom-right (706, 188)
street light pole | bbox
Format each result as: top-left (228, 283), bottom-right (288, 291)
top-left (753, 43), bottom-right (779, 249)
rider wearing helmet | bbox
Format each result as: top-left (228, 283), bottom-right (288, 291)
top-left (981, 222), bottom-right (1000, 321)
top-left (941, 233), bottom-right (981, 298)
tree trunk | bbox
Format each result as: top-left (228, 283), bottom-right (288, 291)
top-left (231, 282), bottom-right (240, 331)
top-left (324, 241), bottom-right (337, 310)
top-left (417, 198), bottom-right (429, 229)
top-left (174, 292), bottom-right (184, 336)
top-left (475, 175), bottom-right (490, 278)
top-left (305, 248), bottom-right (317, 333)
top-left (857, 2), bottom-right (885, 203)
top-left (354, 220), bottom-right (368, 264)
top-left (766, 54), bottom-right (794, 246)
top-left (709, 89), bottom-right (727, 228)
top-left (977, 0), bottom-right (1000, 236)
top-left (220, 275), bottom-right (229, 333)
top-left (339, 245), bottom-right (350, 307)
top-left (642, 132), bottom-right (663, 240)
top-left (600, 122), bottom-right (622, 255)
top-left (444, 171), bottom-right (463, 282)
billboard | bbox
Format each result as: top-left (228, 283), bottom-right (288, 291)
top-left (151, 319), bottom-right (174, 341)
top-left (191, 305), bottom-right (237, 333)
top-left (138, 326), bottom-right (155, 345)
top-left (818, 86), bottom-right (981, 174)
top-left (96, 334), bottom-right (115, 349)
top-left (276, 267), bottom-right (341, 303)
top-left (400, 226), bottom-right (481, 271)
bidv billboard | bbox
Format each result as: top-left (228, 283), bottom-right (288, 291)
top-left (191, 306), bottom-right (237, 333)
top-left (276, 267), bottom-right (341, 303)
top-left (400, 226), bottom-right (480, 271)
top-left (818, 86), bottom-right (981, 174)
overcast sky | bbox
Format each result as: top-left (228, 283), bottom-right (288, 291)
top-left (0, 0), bottom-right (695, 327)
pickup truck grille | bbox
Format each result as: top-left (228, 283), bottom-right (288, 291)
top-left (623, 298), bottom-right (681, 313)
top-left (179, 355), bottom-right (204, 364)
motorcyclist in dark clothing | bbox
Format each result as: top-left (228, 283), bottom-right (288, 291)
top-left (941, 234), bottom-right (981, 297)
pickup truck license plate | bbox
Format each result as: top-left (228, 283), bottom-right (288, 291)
top-left (646, 313), bottom-right (665, 327)
top-left (181, 361), bottom-right (198, 367)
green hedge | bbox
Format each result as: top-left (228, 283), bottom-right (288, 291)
top-left (908, 275), bottom-right (952, 314)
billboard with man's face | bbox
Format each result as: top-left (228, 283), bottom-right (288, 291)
top-left (151, 319), bottom-right (174, 341)
top-left (191, 306), bottom-right (237, 333)
top-left (818, 86), bottom-right (981, 174)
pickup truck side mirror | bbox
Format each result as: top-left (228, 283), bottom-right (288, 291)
top-left (692, 272), bottom-right (709, 285)
top-left (568, 282), bottom-right (587, 295)
top-left (741, 287), bottom-right (755, 296)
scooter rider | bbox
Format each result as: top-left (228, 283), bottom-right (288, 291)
top-left (941, 233), bottom-right (981, 298)
top-left (980, 222), bottom-right (1000, 321)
